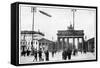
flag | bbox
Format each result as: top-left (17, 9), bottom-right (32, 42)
top-left (39, 10), bottom-right (52, 17)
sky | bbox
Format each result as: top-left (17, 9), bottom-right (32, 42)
top-left (19, 4), bottom-right (96, 41)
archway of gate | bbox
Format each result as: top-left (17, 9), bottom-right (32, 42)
top-left (57, 29), bottom-right (84, 52)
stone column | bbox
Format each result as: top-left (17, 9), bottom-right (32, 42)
top-left (73, 38), bottom-right (75, 49)
top-left (58, 37), bottom-right (61, 50)
top-left (62, 38), bottom-right (64, 50)
top-left (66, 37), bottom-right (69, 51)
top-left (64, 38), bottom-right (67, 48)
top-left (82, 37), bottom-right (84, 52)
top-left (77, 38), bottom-right (79, 50)
top-left (63, 37), bottom-right (66, 49)
top-left (67, 37), bottom-right (69, 47)
top-left (60, 38), bottom-right (63, 50)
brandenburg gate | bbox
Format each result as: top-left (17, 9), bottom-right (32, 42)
top-left (57, 25), bottom-right (84, 52)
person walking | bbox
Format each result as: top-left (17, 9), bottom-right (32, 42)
top-left (45, 50), bottom-right (49, 61)
top-left (33, 49), bottom-right (37, 61)
top-left (67, 48), bottom-right (72, 60)
top-left (62, 49), bottom-right (67, 60)
top-left (38, 49), bottom-right (42, 61)
top-left (26, 47), bottom-right (31, 56)
top-left (52, 50), bottom-right (55, 57)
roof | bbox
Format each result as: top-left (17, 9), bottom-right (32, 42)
top-left (57, 30), bottom-right (84, 36)
top-left (21, 30), bottom-right (45, 36)
top-left (38, 38), bottom-right (54, 43)
top-left (87, 38), bottom-right (94, 43)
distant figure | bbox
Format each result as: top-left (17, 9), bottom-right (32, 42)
top-left (62, 50), bottom-right (67, 60)
top-left (73, 49), bottom-right (77, 56)
top-left (33, 49), bottom-right (37, 61)
top-left (83, 50), bottom-right (87, 53)
top-left (38, 49), bottom-right (42, 61)
top-left (45, 50), bottom-right (49, 61)
top-left (52, 51), bottom-right (55, 57)
top-left (66, 48), bottom-right (72, 60)
top-left (21, 46), bottom-right (26, 56)
top-left (54, 50), bottom-right (57, 54)
top-left (21, 51), bottom-right (26, 57)
top-left (26, 47), bottom-right (31, 56)
top-left (31, 46), bottom-right (35, 56)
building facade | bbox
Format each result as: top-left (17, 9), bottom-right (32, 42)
top-left (38, 38), bottom-right (54, 52)
top-left (20, 31), bottom-right (44, 56)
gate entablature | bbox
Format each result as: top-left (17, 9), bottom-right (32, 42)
top-left (57, 30), bottom-right (84, 37)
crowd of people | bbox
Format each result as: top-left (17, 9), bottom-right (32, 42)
top-left (21, 45), bottom-right (79, 62)
top-left (21, 47), bottom-right (50, 62)
top-left (62, 48), bottom-right (78, 60)
top-left (32, 49), bottom-right (49, 61)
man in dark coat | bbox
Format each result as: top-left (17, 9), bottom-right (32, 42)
top-left (73, 49), bottom-right (77, 56)
top-left (45, 50), bottom-right (49, 61)
top-left (33, 49), bottom-right (37, 61)
top-left (52, 50), bottom-right (55, 57)
top-left (67, 48), bottom-right (72, 60)
top-left (62, 50), bottom-right (67, 60)
top-left (38, 49), bottom-right (42, 61)
top-left (26, 47), bottom-right (31, 56)
top-left (67, 44), bottom-right (72, 60)
top-left (21, 46), bottom-right (26, 56)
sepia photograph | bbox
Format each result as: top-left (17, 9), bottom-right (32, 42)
top-left (18, 3), bottom-right (97, 64)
